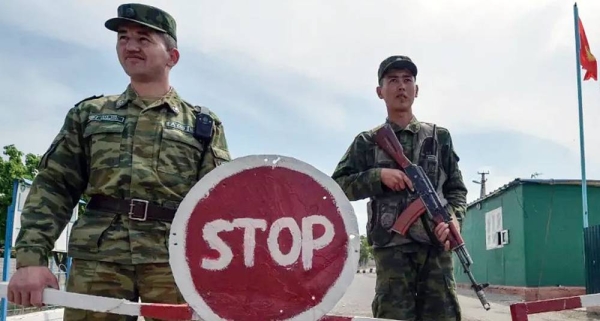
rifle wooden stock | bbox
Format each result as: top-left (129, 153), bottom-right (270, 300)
top-left (372, 125), bottom-right (411, 169)
top-left (391, 198), bottom-right (427, 235)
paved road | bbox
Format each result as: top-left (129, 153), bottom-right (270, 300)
top-left (329, 273), bottom-right (600, 321)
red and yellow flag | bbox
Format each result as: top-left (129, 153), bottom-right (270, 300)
top-left (578, 18), bottom-right (597, 81)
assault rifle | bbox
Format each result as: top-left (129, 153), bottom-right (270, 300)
top-left (373, 123), bottom-right (491, 311)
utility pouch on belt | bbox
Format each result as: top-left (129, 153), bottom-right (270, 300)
top-left (369, 196), bottom-right (404, 247)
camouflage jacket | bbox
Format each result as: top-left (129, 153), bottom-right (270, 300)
top-left (331, 117), bottom-right (467, 222)
top-left (14, 85), bottom-right (231, 268)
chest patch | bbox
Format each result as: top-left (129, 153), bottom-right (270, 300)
top-left (88, 114), bottom-right (125, 123)
top-left (165, 121), bottom-right (194, 134)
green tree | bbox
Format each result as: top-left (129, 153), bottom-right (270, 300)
top-left (359, 234), bottom-right (374, 267)
top-left (0, 144), bottom-right (42, 244)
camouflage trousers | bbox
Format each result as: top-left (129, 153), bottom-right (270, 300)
top-left (371, 244), bottom-right (461, 321)
top-left (63, 258), bottom-right (187, 321)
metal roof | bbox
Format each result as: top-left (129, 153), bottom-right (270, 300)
top-left (467, 178), bottom-right (600, 209)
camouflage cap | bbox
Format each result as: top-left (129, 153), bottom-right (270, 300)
top-left (105, 3), bottom-right (177, 41)
top-left (377, 55), bottom-right (418, 82)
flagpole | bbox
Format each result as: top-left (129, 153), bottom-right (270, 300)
top-left (573, 2), bottom-right (589, 229)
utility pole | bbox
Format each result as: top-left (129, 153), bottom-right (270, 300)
top-left (472, 171), bottom-right (489, 198)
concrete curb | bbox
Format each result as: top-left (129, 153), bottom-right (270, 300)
top-left (456, 283), bottom-right (586, 302)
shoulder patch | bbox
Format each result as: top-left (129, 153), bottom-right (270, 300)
top-left (74, 95), bottom-right (104, 107)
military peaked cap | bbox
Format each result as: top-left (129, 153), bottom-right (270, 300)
top-left (378, 55), bottom-right (418, 81)
top-left (105, 3), bottom-right (177, 41)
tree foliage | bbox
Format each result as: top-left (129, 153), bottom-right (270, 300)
top-left (359, 234), bottom-right (374, 267)
top-left (0, 145), bottom-right (41, 244)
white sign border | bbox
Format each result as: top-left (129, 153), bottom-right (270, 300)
top-left (169, 154), bottom-right (360, 321)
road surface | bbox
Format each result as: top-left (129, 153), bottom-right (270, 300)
top-left (328, 273), bottom-right (600, 321)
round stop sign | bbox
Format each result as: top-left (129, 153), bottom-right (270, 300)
top-left (169, 155), bottom-right (359, 321)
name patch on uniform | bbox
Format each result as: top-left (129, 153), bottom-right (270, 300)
top-left (88, 114), bottom-right (125, 123)
top-left (165, 121), bottom-right (194, 134)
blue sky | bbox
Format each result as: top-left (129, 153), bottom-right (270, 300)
top-left (2, 0), bottom-right (600, 235)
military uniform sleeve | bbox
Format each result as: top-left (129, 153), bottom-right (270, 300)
top-left (440, 129), bottom-right (468, 222)
top-left (197, 114), bottom-right (231, 179)
top-left (14, 106), bottom-right (88, 268)
top-left (331, 132), bottom-right (383, 201)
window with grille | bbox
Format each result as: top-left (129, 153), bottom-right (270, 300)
top-left (485, 207), bottom-right (504, 250)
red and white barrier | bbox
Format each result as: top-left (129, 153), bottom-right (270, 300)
top-left (510, 292), bottom-right (600, 321)
top-left (0, 282), bottom-right (389, 321)
top-left (0, 282), bottom-right (197, 320)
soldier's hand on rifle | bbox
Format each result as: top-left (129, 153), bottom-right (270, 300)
top-left (7, 266), bottom-right (59, 308)
top-left (434, 219), bottom-right (460, 251)
top-left (380, 168), bottom-right (414, 192)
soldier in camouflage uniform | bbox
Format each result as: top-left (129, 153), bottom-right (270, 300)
top-left (331, 56), bottom-right (468, 321)
top-left (7, 3), bottom-right (231, 321)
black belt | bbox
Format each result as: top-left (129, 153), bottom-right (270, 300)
top-left (86, 195), bottom-right (177, 222)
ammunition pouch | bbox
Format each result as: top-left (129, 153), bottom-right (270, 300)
top-left (367, 194), bottom-right (406, 247)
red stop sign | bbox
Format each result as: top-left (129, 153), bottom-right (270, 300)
top-left (170, 155), bottom-right (359, 321)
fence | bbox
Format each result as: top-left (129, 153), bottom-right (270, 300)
top-left (1, 257), bottom-right (68, 321)
top-left (6, 308), bottom-right (63, 321)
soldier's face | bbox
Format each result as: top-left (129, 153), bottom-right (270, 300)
top-left (376, 69), bottom-right (418, 112)
top-left (116, 23), bottom-right (179, 82)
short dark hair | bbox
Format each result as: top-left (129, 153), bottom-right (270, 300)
top-left (160, 33), bottom-right (177, 50)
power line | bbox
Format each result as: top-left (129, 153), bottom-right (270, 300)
top-left (472, 171), bottom-right (489, 198)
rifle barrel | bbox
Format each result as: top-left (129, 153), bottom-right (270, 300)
top-left (455, 247), bottom-right (490, 310)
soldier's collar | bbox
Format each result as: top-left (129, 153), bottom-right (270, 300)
top-left (114, 84), bottom-right (182, 114)
top-left (385, 116), bottom-right (420, 133)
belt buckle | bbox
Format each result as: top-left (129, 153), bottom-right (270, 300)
top-left (129, 199), bottom-right (149, 221)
